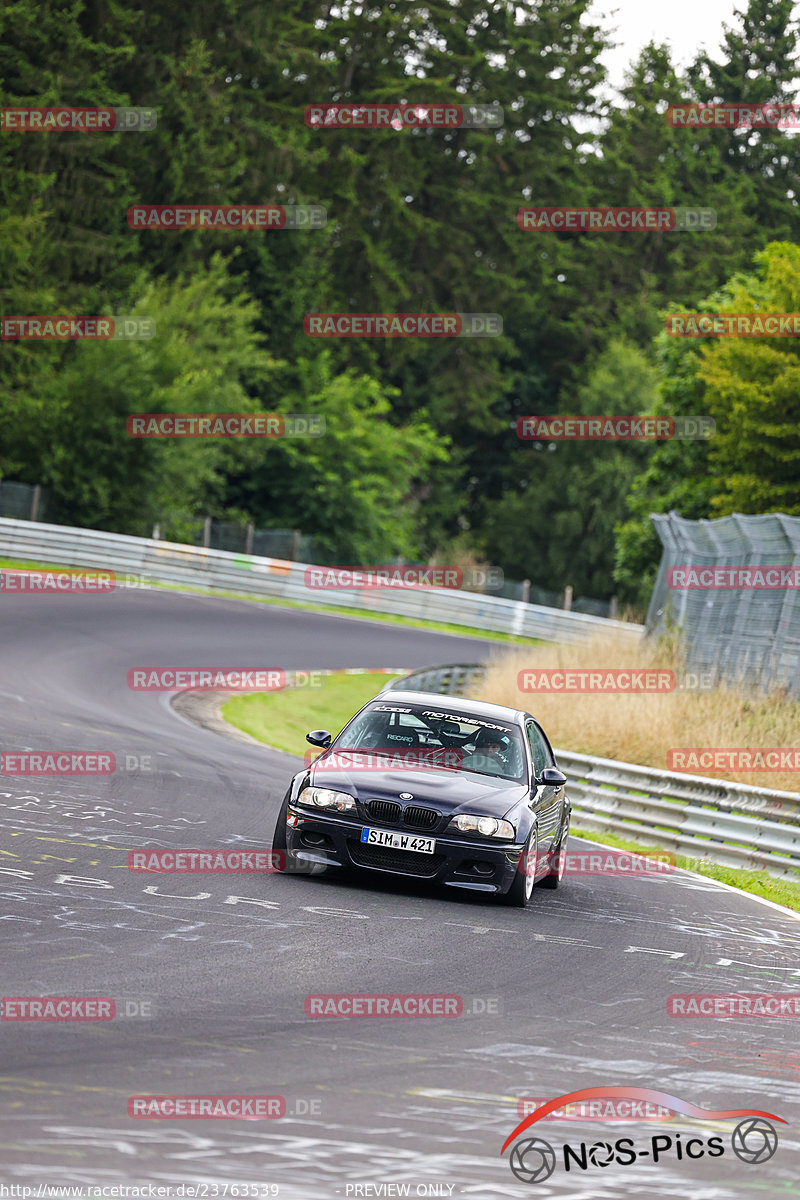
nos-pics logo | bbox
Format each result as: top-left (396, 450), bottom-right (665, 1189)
top-left (501, 1087), bottom-right (782, 1184)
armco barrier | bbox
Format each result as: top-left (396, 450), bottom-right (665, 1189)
top-left (557, 750), bottom-right (800, 879)
top-left (387, 664), bottom-right (487, 697)
top-left (388, 667), bottom-right (800, 879)
top-left (0, 519), bottom-right (642, 644)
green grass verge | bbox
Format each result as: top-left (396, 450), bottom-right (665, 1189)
top-left (572, 825), bottom-right (800, 914)
top-left (0, 556), bottom-right (539, 645)
top-left (222, 671), bottom-right (406, 756)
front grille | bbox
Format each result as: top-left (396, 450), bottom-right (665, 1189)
top-left (348, 840), bottom-right (444, 877)
top-left (402, 805), bottom-right (438, 830)
top-left (366, 799), bottom-right (401, 824)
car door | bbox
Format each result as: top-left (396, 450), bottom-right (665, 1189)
top-left (526, 719), bottom-right (564, 849)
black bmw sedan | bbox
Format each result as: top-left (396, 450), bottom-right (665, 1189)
top-left (271, 689), bottom-right (571, 907)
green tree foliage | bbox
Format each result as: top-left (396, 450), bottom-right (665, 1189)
top-left (615, 241), bottom-right (800, 608)
top-left (687, 0), bottom-right (800, 242)
top-left (0, 0), bottom-right (798, 587)
top-left (0, 257), bottom-right (272, 533)
top-left (699, 242), bottom-right (800, 515)
top-left (586, 43), bottom-right (759, 345)
top-left (613, 333), bottom-right (717, 609)
top-left (224, 353), bottom-right (448, 563)
top-left (480, 339), bottom-right (658, 599)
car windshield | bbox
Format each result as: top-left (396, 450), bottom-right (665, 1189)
top-left (334, 701), bottom-right (527, 782)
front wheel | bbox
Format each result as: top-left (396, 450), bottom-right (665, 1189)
top-left (271, 803), bottom-right (328, 876)
top-left (538, 807), bottom-right (570, 890)
top-left (501, 827), bottom-right (537, 908)
top-left (271, 803), bottom-right (290, 873)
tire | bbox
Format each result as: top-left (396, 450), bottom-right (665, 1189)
top-left (271, 802), bottom-right (329, 877)
top-left (538, 808), bottom-right (570, 889)
top-left (501, 827), bottom-right (537, 908)
top-left (271, 802), bottom-right (291, 873)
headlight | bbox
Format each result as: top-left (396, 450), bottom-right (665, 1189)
top-left (297, 787), bottom-right (356, 813)
top-left (449, 814), bottom-right (515, 840)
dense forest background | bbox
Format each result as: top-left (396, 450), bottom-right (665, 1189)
top-left (2, 0), bottom-right (799, 610)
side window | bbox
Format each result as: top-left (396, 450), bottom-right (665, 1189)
top-left (393, 711), bottom-right (438, 745)
top-left (395, 713), bottom-right (429, 730)
top-left (526, 722), bottom-right (550, 778)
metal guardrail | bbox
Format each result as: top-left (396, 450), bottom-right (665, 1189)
top-left (390, 665), bottom-right (800, 879)
top-left (0, 518), bottom-right (643, 644)
top-left (557, 750), bottom-right (800, 879)
top-left (387, 664), bottom-right (487, 696)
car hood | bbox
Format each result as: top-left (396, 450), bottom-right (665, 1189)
top-left (306, 758), bottom-right (529, 819)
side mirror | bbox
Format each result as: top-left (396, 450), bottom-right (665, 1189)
top-left (536, 766), bottom-right (567, 787)
top-left (306, 729), bottom-right (332, 748)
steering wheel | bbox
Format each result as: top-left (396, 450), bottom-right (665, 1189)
top-left (465, 745), bottom-right (509, 771)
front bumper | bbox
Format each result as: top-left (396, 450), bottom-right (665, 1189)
top-left (284, 804), bottom-right (525, 894)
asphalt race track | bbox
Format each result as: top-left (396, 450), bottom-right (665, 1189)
top-left (1, 588), bottom-right (799, 1198)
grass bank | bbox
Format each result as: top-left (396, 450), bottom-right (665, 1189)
top-left (470, 632), bottom-right (800, 793)
top-left (571, 826), bottom-right (800, 914)
top-left (222, 670), bottom-right (406, 755)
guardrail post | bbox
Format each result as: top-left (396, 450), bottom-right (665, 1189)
top-left (563, 585), bottom-right (573, 611)
top-left (30, 485), bottom-right (41, 522)
top-left (245, 522), bottom-right (254, 555)
top-left (203, 517), bottom-right (211, 549)
top-left (609, 595), bottom-right (618, 620)
top-left (521, 578), bottom-right (530, 603)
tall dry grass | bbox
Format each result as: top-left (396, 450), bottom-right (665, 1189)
top-left (470, 633), bottom-right (800, 793)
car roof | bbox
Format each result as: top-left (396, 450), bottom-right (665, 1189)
top-left (370, 688), bottom-right (528, 726)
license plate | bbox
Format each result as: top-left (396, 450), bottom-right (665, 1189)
top-left (361, 827), bottom-right (435, 853)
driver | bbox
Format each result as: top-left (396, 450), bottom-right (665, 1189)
top-left (462, 727), bottom-right (508, 774)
